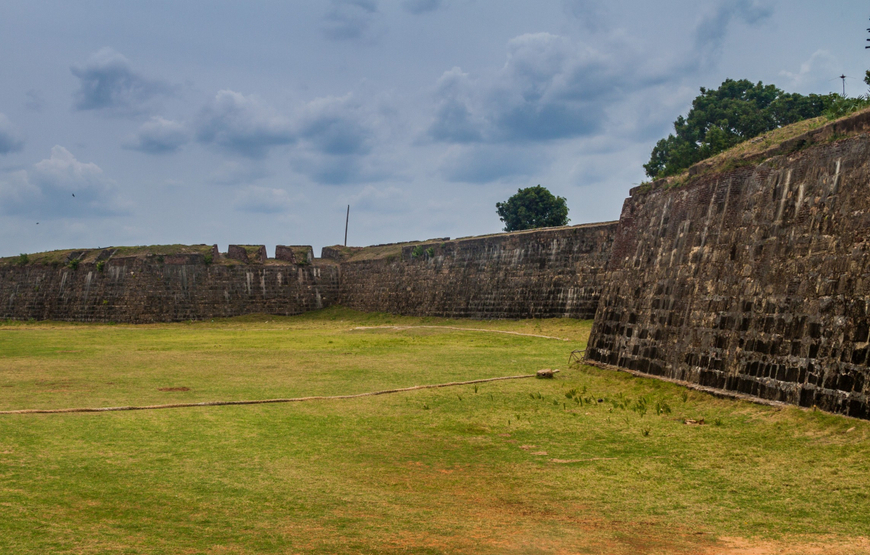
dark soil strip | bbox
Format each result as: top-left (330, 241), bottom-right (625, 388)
top-left (0, 374), bottom-right (539, 415)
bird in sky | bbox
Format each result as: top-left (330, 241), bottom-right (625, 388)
top-left (72, 193), bottom-right (75, 197)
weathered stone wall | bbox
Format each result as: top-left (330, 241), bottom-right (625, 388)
top-left (586, 134), bottom-right (870, 418)
top-left (1, 257), bottom-right (339, 323)
top-left (1, 224), bottom-right (616, 323)
top-left (336, 223), bottom-right (617, 319)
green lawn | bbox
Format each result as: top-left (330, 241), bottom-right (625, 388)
top-left (1, 307), bottom-right (868, 554)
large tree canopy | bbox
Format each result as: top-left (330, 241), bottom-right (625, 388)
top-left (496, 185), bottom-right (569, 232)
top-left (644, 79), bottom-right (836, 179)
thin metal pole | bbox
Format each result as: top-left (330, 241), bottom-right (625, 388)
top-left (344, 205), bottom-right (350, 246)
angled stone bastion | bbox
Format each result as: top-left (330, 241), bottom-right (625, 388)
top-left (586, 110), bottom-right (870, 419)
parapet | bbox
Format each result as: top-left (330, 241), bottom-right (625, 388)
top-left (227, 245), bottom-right (267, 264)
top-left (276, 245), bottom-right (314, 264)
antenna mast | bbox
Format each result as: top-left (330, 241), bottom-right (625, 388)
top-left (344, 205), bottom-right (350, 247)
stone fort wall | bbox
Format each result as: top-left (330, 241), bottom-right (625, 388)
top-left (0, 223), bottom-right (617, 324)
top-left (0, 255), bottom-right (339, 323)
top-left (331, 223), bottom-right (617, 319)
top-left (585, 129), bottom-right (870, 419)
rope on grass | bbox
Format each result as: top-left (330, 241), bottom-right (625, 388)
top-left (0, 373), bottom-right (542, 416)
top-left (352, 325), bottom-right (572, 341)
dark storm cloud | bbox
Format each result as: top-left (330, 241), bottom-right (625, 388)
top-left (427, 68), bottom-right (484, 143)
top-left (194, 89), bottom-right (383, 184)
top-left (0, 114), bottom-right (25, 154)
top-left (290, 94), bottom-right (387, 185)
top-left (71, 48), bottom-right (173, 114)
top-left (195, 90), bottom-right (295, 158)
top-left (298, 95), bottom-right (373, 156)
top-left (428, 33), bottom-right (644, 145)
top-left (123, 117), bottom-right (190, 154)
top-left (322, 0), bottom-right (381, 41)
top-left (0, 146), bottom-right (129, 217)
top-left (401, 0), bottom-right (443, 15)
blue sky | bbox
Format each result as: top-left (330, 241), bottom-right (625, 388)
top-left (1, 0), bottom-right (867, 257)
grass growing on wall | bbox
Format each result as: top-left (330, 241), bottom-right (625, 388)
top-left (0, 244), bottom-right (215, 267)
top-left (0, 307), bottom-right (868, 554)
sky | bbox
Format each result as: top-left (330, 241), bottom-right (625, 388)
top-left (1, 0), bottom-right (868, 258)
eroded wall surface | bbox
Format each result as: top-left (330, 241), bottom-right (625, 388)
top-left (586, 135), bottom-right (870, 418)
top-left (337, 223), bottom-right (617, 319)
top-left (0, 257), bottom-right (339, 323)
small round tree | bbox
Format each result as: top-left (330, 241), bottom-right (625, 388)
top-left (495, 185), bottom-right (569, 232)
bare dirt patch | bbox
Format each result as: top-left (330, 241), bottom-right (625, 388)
top-left (703, 536), bottom-right (870, 555)
top-left (157, 387), bottom-right (190, 392)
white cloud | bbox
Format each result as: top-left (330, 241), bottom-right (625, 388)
top-left (0, 146), bottom-right (129, 217)
top-left (195, 90), bottom-right (295, 158)
top-left (0, 114), bottom-right (25, 154)
top-left (123, 117), bottom-right (190, 154)
top-left (71, 48), bottom-right (173, 115)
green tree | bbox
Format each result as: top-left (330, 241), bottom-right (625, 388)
top-left (644, 79), bottom-right (836, 179)
top-left (496, 185), bottom-right (569, 232)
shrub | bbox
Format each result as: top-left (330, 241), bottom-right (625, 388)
top-left (96, 260), bottom-right (106, 273)
top-left (411, 245), bottom-right (424, 258)
top-left (68, 259), bottom-right (80, 270)
top-left (17, 253), bottom-right (29, 266)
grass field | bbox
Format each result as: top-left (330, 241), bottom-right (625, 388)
top-left (1, 307), bottom-right (868, 554)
